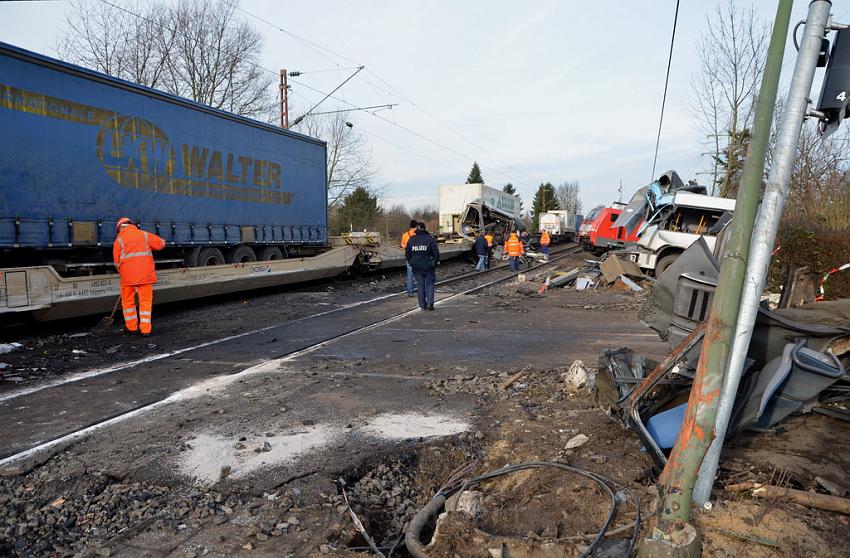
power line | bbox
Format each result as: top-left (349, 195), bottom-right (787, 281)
top-left (290, 66), bottom-right (364, 127)
top-left (309, 104), bottom-right (397, 116)
top-left (650, 0), bottom-right (681, 183)
top-left (232, 2), bottom-right (533, 188)
top-left (92, 0), bottom-right (522, 187)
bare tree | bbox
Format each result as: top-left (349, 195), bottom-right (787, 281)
top-left (556, 181), bottom-right (583, 217)
top-left (58, 0), bottom-right (275, 120)
top-left (690, 1), bottom-right (768, 196)
top-left (292, 111), bottom-right (378, 206)
top-left (785, 121), bottom-right (850, 230)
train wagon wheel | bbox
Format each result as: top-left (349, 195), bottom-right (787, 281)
top-left (258, 246), bottom-right (283, 261)
top-left (227, 245), bottom-right (257, 264)
top-left (197, 247), bottom-right (226, 266)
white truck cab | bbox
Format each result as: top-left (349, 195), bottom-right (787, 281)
top-left (629, 192), bottom-right (735, 276)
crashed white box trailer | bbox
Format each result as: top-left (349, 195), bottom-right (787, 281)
top-left (438, 184), bottom-right (521, 234)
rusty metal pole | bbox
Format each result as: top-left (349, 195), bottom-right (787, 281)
top-left (639, 1), bottom-right (793, 555)
top-left (280, 69), bottom-right (289, 128)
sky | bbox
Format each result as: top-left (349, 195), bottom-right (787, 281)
top-left (1, 0), bottom-right (846, 213)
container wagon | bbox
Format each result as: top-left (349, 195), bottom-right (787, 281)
top-left (0, 41), bottom-right (327, 273)
top-left (537, 210), bottom-right (575, 242)
top-left (0, 43), bottom-right (471, 320)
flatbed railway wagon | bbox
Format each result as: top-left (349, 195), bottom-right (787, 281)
top-left (0, 43), bottom-right (468, 321)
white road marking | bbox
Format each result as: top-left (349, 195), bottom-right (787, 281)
top-left (0, 264), bottom-right (555, 467)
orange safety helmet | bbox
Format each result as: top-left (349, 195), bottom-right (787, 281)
top-left (115, 217), bottom-right (133, 232)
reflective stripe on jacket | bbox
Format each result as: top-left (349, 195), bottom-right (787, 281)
top-left (112, 225), bottom-right (166, 286)
top-left (504, 234), bottom-right (524, 257)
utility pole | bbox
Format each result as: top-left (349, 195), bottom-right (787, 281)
top-left (279, 69), bottom-right (289, 128)
top-left (618, 179), bottom-right (623, 203)
top-left (692, 0), bottom-right (834, 506)
top-left (639, 1), bottom-right (793, 555)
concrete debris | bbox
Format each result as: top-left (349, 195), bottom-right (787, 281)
top-left (562, 360), bottom-right (589, 393)
top-left (599, 254), bottom-right (643, 284)
top-left (0, 342), bottom-right (22, 355)
top-left (446, 490), bottom-right (484, 518)
top-left (565, 433), bottom-right (589, 449)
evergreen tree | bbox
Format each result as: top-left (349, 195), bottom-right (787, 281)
top-left (332, 187), bottom-right (383, 234)
top-left (502, 183), bottom-right (516, 194)
top-left (465, 162), bottom-right (484, 184)
top-left (531, 182), bottom-right (560, 230)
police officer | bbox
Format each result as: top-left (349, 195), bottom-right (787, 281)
top-left (405, 222), bottom-right (440, 310)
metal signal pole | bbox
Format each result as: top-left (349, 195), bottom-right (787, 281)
top-left (693, 0), bottom-right (834, 506)
top-left (639, 1), bottom-right (794, 555)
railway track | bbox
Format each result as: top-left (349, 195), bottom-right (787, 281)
top-left (0, 244), bottom-right (582, 467)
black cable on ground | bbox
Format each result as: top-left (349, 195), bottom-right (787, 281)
top-left (404, 460), bottom-right (641, 558)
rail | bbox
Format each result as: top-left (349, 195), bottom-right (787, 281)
top-left (0, 244), bottom-right (584, 467)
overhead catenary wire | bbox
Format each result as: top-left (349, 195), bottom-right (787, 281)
top-left (232, 2), bottom-right (536, 189)
top-left (290, 65), bottom-right (364, 127)
top-left (93, 0), bottom-right (467, 177)
top-left (289, 76), bottom-right (527, 185)
top-left (650, 0), bottom-right (681, 183)
top-left (95, 0), bottom-right (534, 190)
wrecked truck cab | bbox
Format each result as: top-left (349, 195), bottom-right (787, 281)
top-left (457, 199), bottom-right (525, 240)
top-left (626, 192), bottom-right (735, 276)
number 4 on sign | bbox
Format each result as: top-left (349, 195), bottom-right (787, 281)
top-left (837, 91), bottom-right (847, 101)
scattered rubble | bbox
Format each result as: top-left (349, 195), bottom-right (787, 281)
top-left (0, 452), bottom-right (243, 556)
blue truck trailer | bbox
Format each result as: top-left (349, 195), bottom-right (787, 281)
top-left (0, 41), bottom-right (328, 272)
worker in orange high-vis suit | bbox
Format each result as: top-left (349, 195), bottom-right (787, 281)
top-left (112, 217), bottom-right (166, 336)
top-left (400, 219), bottom-right (419, 297)
top-left (539, 230), bottom-right (551, 255)
top-left (504, 231), bottom-right (525, 271)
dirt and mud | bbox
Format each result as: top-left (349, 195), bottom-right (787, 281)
top-left (1, 251), bottom-right (848, 557)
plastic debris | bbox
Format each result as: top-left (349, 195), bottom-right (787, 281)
top-left (576, 277), bottom-right (595, 290)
